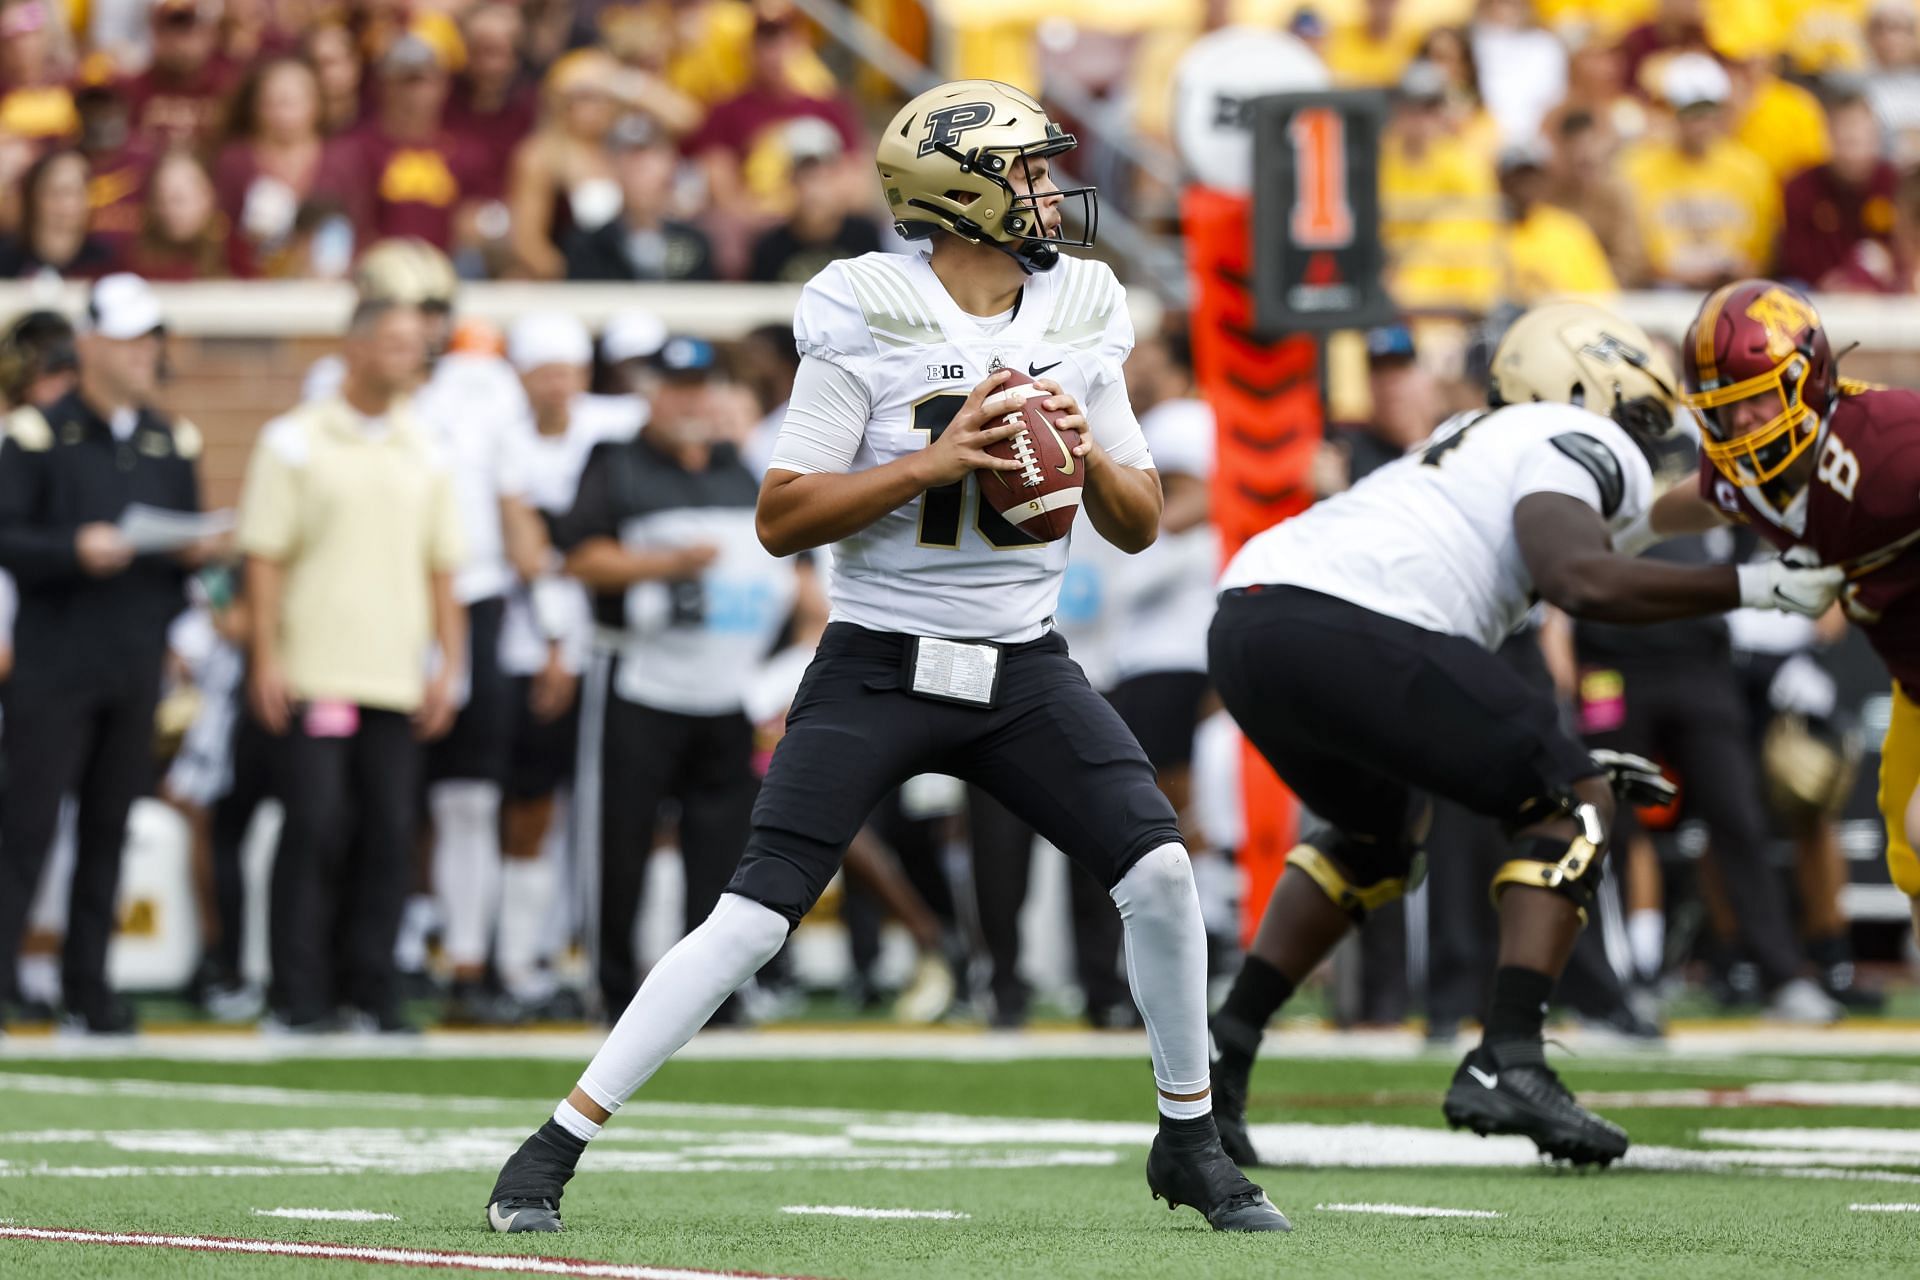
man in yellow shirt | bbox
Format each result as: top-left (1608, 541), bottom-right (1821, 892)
top-left (239, 299), bottom-right (467, 1033)
top-left (1498, 142), bottom-right (1619, 302)
top-left (1729, 53), bottom-right (1831, 183)
top-left (1620, 52), bottom-right (1780, 288)
top-left (1325, 0), bottom-right (1424, 88)
top-left (1380, 60), bottom-right (1502, 312)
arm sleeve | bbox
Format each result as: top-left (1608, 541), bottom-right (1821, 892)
top-left (549, 442), bottom-right (621, 551)
top-left (1087, 374), bottom-right (1153, 471)
top-left (235, 431), bottom-right (300, 561)
top-left (1079, 262), bottom-right (1152, 470)
top-left (764, 355), bottom-right (871, 476)
top-left (0, 438), bottom-right (81, 585)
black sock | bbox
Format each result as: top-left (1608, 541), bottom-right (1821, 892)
top-left (1158, 1112), bottom-right (1218, 1144)
top-left (1483, 965), bottom-right (1554, 1048)
top-left (535, 1118), bottom-right (587, 1163)
top-left (1217, 956), bottom-right (1295, 1057)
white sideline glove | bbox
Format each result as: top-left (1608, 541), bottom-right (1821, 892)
top-left (1737, 556), bottom-right (1845, 618)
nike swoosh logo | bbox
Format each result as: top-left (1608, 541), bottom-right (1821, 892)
top-left (1043, 419), bottom-right (1075, 477)
top-left (1466, 1065), bottom-right (1499, 1090)
top-left (1028, 360), bottom-right (1062, 377)
top-left (488, 1204), bottom-right (521, 1232)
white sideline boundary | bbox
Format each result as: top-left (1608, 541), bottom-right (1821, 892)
top-left (0, 1225), bottom-right (814, 1279)
top-left (5, 1024), bottom-right (1920, 1063)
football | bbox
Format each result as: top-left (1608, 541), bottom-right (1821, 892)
top-left (977, 368), bottom-right (1084, 543)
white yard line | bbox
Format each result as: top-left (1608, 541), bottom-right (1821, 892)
top-left (1315, 1203), bottom-right (1502, 1219)
top-left (780, 1205), bottom-right (969, 1221)
top-left (0, 1225), bottom-right (815, 1279)
top-left (1850, 1202), bottom-right (1920, 1212)
top-left (252, 1208), bottom-right (399, 1223)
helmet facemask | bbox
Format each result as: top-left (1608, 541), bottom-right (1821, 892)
top-left (1686, 348), bottom-right (1820, 487)
top-left (897, 132), bottom-right (1097, 272)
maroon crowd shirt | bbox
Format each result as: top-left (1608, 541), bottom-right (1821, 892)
top-left (330, 124), bottom-right (491, 250)
top-left (1778, 161), bottom-right (1903, 291)
top-left (118, 59), bottom-right (241, 151)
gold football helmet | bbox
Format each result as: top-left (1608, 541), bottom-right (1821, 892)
top-left (1489, 300), bottom-right (1680, 441)
top-left (875, 80), bottom-right (1095, 272)
top-left (352, 237), bottom-right (458, 309)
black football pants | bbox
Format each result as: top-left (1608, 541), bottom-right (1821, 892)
top-left (597, 696), bottom-right (758, 1017)
top-left (0, 671), bottom-right (161, 1010)
top-left (268, 707), bottom-right (420, 1023)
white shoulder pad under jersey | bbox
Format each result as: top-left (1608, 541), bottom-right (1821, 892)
top-left (785, 251), bottom-right (1143, 644)
top-left (1220, 401), bottom-right (1654, 649)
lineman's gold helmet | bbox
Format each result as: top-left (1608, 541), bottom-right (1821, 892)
top-left (352, 238), bottom-right (458, 309)
top-left (875, 80), bottom-right (1094, 273)
top-left (1489, 300), bottom-right (1680, 441)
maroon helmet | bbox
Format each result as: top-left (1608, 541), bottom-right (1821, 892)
top-left (1681, 279), bottom-right (1836, 490)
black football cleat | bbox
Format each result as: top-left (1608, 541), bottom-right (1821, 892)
top-left (1208, 1013), bottom-right (1263, 1168)
top-left (1146, 1118), bottom-right (1291, 1232)
top-left (486, 1120), bottom-right (586, 1233)
top-left (1442, 1043), bottom-right (1629, 1168)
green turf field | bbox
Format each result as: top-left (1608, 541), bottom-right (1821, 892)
top-left (3, 1033), bottom-right (1919, 1278)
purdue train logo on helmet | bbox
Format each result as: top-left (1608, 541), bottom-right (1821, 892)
top-left (876, 80), bottom-right (1096, 273)
top-left (1487, 300), bottom-right (1680, 443)
top-left (1681, 279), bottom-right (1836, 492)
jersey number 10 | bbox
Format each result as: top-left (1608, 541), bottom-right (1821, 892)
top-left (912, 393), bottom-right (1046, 550)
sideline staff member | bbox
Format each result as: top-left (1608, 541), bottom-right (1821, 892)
top-left (240, 298), bottom-right (466, 1031)
top-left (0, 274), bottom-right (207, 1034)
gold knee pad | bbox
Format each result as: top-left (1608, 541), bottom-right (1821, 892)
top-left (1287, 843), bottom-right (1413, 920)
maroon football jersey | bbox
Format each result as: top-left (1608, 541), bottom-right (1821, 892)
top-left (1700, 387), bottom-right (1920, 687)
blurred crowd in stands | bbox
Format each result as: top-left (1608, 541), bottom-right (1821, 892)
top-left (5, 0), bottom-right (1920, 302)
top-left (0, 0), bottom-right (879, 284)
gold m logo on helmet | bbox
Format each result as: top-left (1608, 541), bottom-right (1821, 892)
top-left (918, 102), bottom-right (994, 157)
top-left (1745, 289), bottom-right (1820, 360)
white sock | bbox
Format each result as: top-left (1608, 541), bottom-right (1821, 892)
top-left (394, 894), bottom-right (438, 973)
top-left (575, 893), bottom-right (788, 1112)
top-left (498, 850), bottom-right (558, 1000)
top-left (1110, 843), bottom-right (1212, 1121)
top-left (1628, 909), bottom-right (1665, 983)
top-left (552, 1098), bottom-right (602, 1142)
top-left (430, 780), bottom-right (504, 972)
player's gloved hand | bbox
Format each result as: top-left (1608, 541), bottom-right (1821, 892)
top-left (1737, 556), bottom-right (1845, 617)
top-left (1589, 749), bottom-right (1677, 808)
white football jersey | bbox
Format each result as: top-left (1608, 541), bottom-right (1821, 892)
top-left (497, 395), bottom-right (643, 677)
top-left (769, 250), bottom-right (1154, 643)
top-left (412, 353), bottom-right (531, 605)
top-left (1220, 402), bottom-right (1653, 650)
top-left (1112, 396), bottom-right (1217, 681)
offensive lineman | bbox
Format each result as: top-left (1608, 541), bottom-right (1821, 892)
top-left (486, 80), bottom-right (1289, 1234)
top-left (1206, 301), bottom-right (1845, 1169)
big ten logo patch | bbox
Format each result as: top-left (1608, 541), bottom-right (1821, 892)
top-left (927, 363), bottom-right (966, 382)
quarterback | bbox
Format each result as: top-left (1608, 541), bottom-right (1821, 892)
top-left (486, 80), bottom-right (1289, 1234)
top-left (1206, 302), bottom-right (1845, 1170)
top-left (1640, 279), bottom-right (1920, 941)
